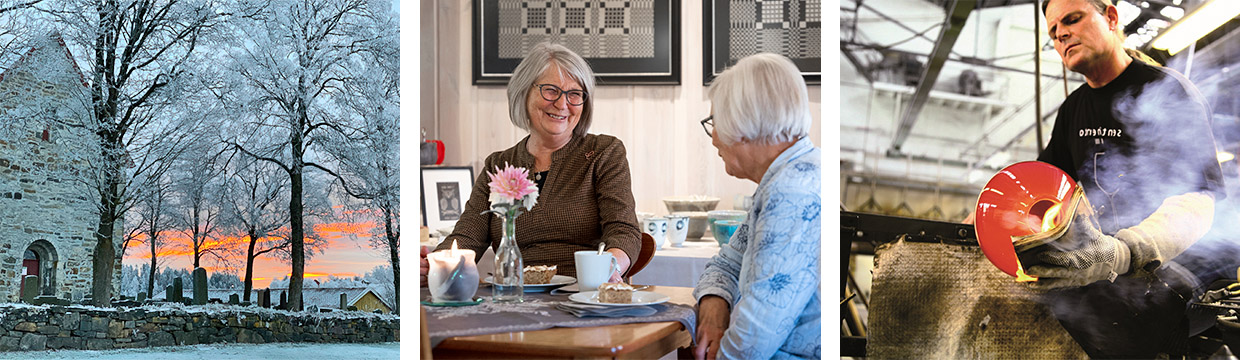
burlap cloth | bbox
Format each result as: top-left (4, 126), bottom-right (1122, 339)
top-left (867, 238), bottom-right (1087, 359)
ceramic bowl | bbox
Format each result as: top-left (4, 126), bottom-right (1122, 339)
top-left (706, 210), bottom-right (746, 224)
top-left (663, 196), bottom-right (721, 213)
top-left (674, 211), bottom-right (709, 239)
top-left (706, 210), bottom-right (746, 243)
top-left (711, 219), bottom-right (742, 246)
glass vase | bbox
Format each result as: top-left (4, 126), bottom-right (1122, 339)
top-left (492, 213), bottom-right (524, 302)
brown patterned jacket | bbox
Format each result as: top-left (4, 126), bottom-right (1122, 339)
top-left (437, 134), bottom-right (642, 278)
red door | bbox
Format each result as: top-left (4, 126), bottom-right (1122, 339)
top-left (20, 251), bottom-right (38, 297)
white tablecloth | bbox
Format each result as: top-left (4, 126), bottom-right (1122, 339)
top-left (632, 240), bottom-right (722, 288)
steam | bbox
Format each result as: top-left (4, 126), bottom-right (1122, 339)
top-left (1107, 55), bottom-right (1240, 286)
top-left (1073, 63), bottom-right (1222, 233)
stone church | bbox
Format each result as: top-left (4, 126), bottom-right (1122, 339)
top-left (0, 34), bottom-right (102, 302)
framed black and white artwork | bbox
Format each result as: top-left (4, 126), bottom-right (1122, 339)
top-left (421, 166), bottom-right (475, 232)
top-left (704, 0), bottom-right (821, 85)
top-left (474, 0), bottom-right (681, 85)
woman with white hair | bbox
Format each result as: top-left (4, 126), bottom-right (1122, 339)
top-left (692, 53), bottom-right (821, 359)
top-left (420, 42), bottom-right (641, 281)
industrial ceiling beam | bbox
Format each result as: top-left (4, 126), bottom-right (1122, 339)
top-left (889, 0), bottom-right (976, 152)
top-left (841, 44), bottom-right (875, 83)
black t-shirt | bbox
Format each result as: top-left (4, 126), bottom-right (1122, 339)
top-left (1038, 60), bottom-right (1225, 234)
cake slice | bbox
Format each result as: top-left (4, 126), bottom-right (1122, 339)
top-left (523, 265), bottom-right (557, 284)
top-left (598, 282), bottom-right (635, 304)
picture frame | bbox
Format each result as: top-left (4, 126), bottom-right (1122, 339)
top-left (703, 0), bottom-right (821, 85)
top-left (421, 166), bottom-right (475, 232)
top-left (473, 0), bottom-right (681, 85)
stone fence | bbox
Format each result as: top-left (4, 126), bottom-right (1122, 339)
top-left (0, 302), bottom-right (399, 351)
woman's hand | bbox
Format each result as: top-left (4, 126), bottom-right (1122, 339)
top-left (694, 295), bottom-right (731, 360)
top-left (420, 245), bottom-right (431, 287)
top-left (606, 248), bottom-right (631, 283)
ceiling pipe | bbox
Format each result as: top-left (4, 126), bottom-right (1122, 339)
top-left (889, 0), bottom-right (977, 152)
top-left (978, 103), bottom-right (1061, 163)
top-left (841, 41), bottom-right (1071, 80)
top-left (957, 76), bottom-right (1069, 159)
top-left (1034, 0), bottom-right (1045, 153)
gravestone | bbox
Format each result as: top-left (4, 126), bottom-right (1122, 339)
top-left (192, 268), bottom-right (207, 305)
top-left (20, 275), bottom-right (38, 304)
top-left (229, 294), bottom-right (239, 305)
top-left (279, 291), bottom-right (287, 309)
top-left (137, 292), bottom-right (147, 303)
top-left (340, 293), bottom-right (347, 311)
top-left (165, 285), bottom-right (174, 302)
top-left (172, 277), bottom-right (183, 303)
top-left (258, 289), bottom-right (270, 308)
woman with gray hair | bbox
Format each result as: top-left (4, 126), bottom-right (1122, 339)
top-left (420, 43), bottom-right (641, 282)
top-left (692, 53), bottom-right (821, 359)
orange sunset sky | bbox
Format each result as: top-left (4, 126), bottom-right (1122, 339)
top-left (121, 207), bottom-right (391, 288)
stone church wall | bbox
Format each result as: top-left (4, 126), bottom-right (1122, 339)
top-left (0, 35), bottom-right (100, 302)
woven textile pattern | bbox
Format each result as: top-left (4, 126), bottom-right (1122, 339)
top-left (867, 239), bottom-right (1087, 359)
top-left (728, 0), bottom-right (821, 60)
top-left (498, 0), bottom-right (656, 59)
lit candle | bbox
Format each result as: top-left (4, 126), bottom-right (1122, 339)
top-left (427, 240), bottom-right (479, 303)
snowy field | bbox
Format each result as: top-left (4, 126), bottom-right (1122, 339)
top-left (14, 342), bottom-right (400, 359)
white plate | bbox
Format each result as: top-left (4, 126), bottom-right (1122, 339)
top-left (485, 275), bottom-right (576, 292)
top-left (569, 291), bottom-right (671, 307)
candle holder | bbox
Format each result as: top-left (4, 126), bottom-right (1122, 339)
top-left (427, 244), bottom-right (479, 303)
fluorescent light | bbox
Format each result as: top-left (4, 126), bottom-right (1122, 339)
top-left (1151, 0), bottom-right (1240, 55)
top-left (1219, 151), bottom-right (1235, 163)
top-left (1160, 6), bottom-right (1184, 21)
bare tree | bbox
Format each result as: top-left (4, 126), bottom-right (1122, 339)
top-left (37, 0), bottom-right (223, 306)
top-left (0, 1), bottom-right (46, 69)
top-left (320, 10), bottom-right (399, 311)
top-left (222, 156), bottom-right (289, 301)
top-left (127, 171), bottom-right (174, 296)
top-left (169, 139), bottom-right (232, 269)
top-left (221, 0), bottom-right (377, 311)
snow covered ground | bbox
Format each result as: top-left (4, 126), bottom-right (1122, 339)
top-left (15, 342), bottom-right (400, 359)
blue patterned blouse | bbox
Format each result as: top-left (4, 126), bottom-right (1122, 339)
top-left (693, 137), bottom-right (821, 359)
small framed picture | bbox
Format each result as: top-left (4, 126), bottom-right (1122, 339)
top-left (421, 166), bottom-right (475, 232)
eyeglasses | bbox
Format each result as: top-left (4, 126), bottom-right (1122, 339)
top-left (700, 116), bottom-right (714, 137)
top-left (534, 84), bottom-right (586, 106)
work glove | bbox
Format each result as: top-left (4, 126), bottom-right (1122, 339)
top-left (1022, 203), bottom-right (1132, 290)
top-left (1112, 192), bottom-right (1215, 278)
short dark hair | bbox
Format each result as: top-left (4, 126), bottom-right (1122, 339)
top-left (1041, 0), bottom-right (1110, 16)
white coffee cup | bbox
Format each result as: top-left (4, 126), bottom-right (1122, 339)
top-left (574, 250), bottom-right (620, 292)
top-left (641, 217), bottom-right (668, 250)
top-left (665, 214), bottom-right (689, 247)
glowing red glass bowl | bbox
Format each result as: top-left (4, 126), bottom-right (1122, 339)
top-left (974, 161), bottom-right (1077, 277)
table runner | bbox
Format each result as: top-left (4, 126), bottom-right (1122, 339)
top-left (423, 287), bottom-right (696, 347)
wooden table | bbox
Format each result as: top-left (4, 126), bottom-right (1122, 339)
top-left (430, 285), bottom-right (697, 360)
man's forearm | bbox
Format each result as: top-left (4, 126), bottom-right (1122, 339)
top-left (1115, 191), bottom-right (1215, 274)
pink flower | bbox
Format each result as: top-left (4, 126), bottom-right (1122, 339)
top-left (487, 163), bottom-right (539, 207)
